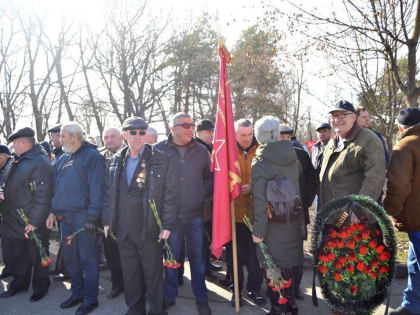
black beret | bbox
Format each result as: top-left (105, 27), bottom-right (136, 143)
top-left (122, 116), bottom-right (148, 131)
top-left (0, 144), bottom-right (10, 155)
top-left (196, 119), bottom-right (214, 131)
top-left (397, 108), bottom-right (420, 126)
top-left (48, 124), bottom-right (62, 133)
top-left (316, 123), bottom-right (332, 131)
top-left (328, 100), bottom-right (356, 114)
top-left (8, 127), bottom-right (35, 142)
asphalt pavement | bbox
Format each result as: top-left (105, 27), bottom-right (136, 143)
top-left (0, 239), bottom-right (407, 315)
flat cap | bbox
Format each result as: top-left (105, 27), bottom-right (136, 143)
top-left (328, 100), bottom-right (356, 114)
top-left (397, 108), bottom-right (420, 126)
top-left (316, 122), bottom-right (332, 131)
top-left (196, 119), bottom-right (214, 131)
top-left (279, 124), bottom-right (294, 135)
top-left (48, 124), bottom-right (62, 133)
top-left (0, 144), bottom-right (11, 155)
top-left (122, 116), bottom-right (148, 131)
top-left (8, 127), bottom-right (35, 142)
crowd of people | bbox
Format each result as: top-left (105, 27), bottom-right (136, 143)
top-left (0, 100), bottom-right (419, 315)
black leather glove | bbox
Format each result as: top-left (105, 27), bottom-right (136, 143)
top-left (84, 215), bottom-right (98, 233)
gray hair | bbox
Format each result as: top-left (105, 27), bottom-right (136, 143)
top-left (235, 118), bottom-right (252, 132)
top-left (62, 122), bottom-right (84, 140)
top-left (170, 112), bottom-right (191, 127)
top-left (146, 127), bottom-right (158, 136)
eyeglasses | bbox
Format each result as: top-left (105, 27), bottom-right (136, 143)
top-left (175, 123), bottom-right (195, 129)
top-left (329, 112), bottom-right (354, 120)
top-left (128, 130), bottom-right (146, 136)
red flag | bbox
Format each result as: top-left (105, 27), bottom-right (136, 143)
top-left (211, 40), bottom-right (241, 258)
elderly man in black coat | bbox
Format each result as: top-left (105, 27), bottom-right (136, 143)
top-left (103, 117), bottom-right (177, 315)
top-left (0, 127), bottom-right (53, 302)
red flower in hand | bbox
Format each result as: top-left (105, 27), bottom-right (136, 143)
top-left (278, 297), bottom-right (288, 304)
top-left (346, 264), bottom-right (354, 273)
top-left (350, 285), bottom-right (358, 294)
top-left (328, 252), bottom-right (335, 261)
top-left (369, 240), bottom-right (377, 248)
top-left (354, 234), bottom-right (362, 242)
top-left (370, 271), bottom-right (378, 279)
top-left (337, 240), bottom-right (344, 248)
top-left (371, 259), bottom-right (379, 267)
top-left (335, 263), bottom-right (343, 270)
top-left (359, 245), bottom-right (367, 255)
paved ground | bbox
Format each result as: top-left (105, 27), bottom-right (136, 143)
top-left (0, 239), bottom-right (407, 315)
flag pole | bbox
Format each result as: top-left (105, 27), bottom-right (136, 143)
top-left (230, 201), bottom-right (240, 313)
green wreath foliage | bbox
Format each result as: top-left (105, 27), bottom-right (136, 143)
top-left (312, 195), bottom-right (397, 314)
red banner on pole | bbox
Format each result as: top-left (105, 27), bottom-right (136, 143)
top-left (211, 40), bottom-right (241, 259)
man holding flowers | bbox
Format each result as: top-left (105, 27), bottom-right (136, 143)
top-left (0, 127), bottom-right (53, 302)
top-left (103, 116), bottom-right (177, 315)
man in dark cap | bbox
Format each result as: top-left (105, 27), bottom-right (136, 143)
top-left (46, 122), bottom-right (105, 315)
top-left (384, 108), bottom-right (420, 315)
top-left (48, 124), bottom-right (64, 164)
top-left (195, 120), bottom-right (214, 152)
top-left (311, 123), bottom-right (332, 176)
top-left (319, 100), bottom-right (386, 207)
top-left (47, 124), bottom-right (70, 282)
top-left (0, 127), bottom-right (53, 302)
top-left (103, 116), bottom-right (177, 315)
top-left (0, 144), bottom-right (13, 279)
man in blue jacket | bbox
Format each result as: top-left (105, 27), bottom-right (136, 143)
top-left (46, 122), bottom-right (105, 315)
top-left (155, 112), bottom-right (213, 315)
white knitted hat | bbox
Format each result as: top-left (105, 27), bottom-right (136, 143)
top-left (254, 116), bottom-right (280, 144)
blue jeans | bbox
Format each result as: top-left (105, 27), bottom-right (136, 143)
top-left (164, 216), bottom-right (207, 303)
top-left (402, 231), bottom-right (420, 313)
top-left (61, 212), bottom-right (100, 305)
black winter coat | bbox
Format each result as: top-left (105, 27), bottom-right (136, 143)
top-left (103, 144), bottom-right (177, 240)
top-left (155, 134), bottom-right (213, 219)
top-left (295, 148), bottom-right (319, 225)
top-left (0, 144), bottom-right (53, 239)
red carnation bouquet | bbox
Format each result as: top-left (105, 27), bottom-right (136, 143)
top-left (244, 215), bottom-right (292, 305)
top-left (149, 199), bottom-right (181, 269)
top-left (317, 222), bottom-right (390, 300)
top-left (17, 209), bottom-right (53, 267)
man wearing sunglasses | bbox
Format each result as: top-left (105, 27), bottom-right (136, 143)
top-left (319, 100), bottom-right (386, 208)
top-left (155, 112), bottom-right (213, 315)
top-left (103, 117), bottom-right (177, 315)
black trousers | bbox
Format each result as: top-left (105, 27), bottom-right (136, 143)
top-left (227, 223), bottom-right (264, 292)
top-left (9, 232), bottom-right (50, 294)
top-left (1, 236), bottom-right (14, 276)
top-left (103, 235), bottom-right (124, 290)
top-left (292, 263), bottom-right (303, 295)
top-left (118, 237), bottom-right (166, 315)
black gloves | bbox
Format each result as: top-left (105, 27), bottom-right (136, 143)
top-left (84, 215), bottom-right (98, 233)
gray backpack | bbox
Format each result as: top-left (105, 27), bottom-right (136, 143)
top-left (263, 160), bottom-right (303, 223)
